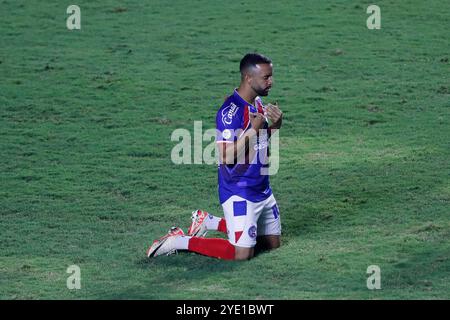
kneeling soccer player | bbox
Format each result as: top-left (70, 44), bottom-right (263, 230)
top-left (147, 53), bottom-right (283, 260)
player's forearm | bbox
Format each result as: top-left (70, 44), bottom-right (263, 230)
top-left (222, 128), bottom-right (258, 164)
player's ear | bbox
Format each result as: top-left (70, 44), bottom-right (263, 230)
top-left (244, 72), bottom-right (252, 84)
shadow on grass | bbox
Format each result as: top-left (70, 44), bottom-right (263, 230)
top-left (97, 254), bottom-right (240, 299)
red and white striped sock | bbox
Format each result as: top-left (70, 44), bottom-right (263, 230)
top-left (217, 218), bottom-right (227, 234)
top-left (205, 216), bottom-right (227, 234)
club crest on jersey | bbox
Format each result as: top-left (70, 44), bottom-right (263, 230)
top-left (248, 225), bottom-right (257, 239)
top-left (222, 103), bottom-right (239, 126)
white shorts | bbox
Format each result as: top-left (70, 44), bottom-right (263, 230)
top-left (222, 194), bottom-right (281, 248)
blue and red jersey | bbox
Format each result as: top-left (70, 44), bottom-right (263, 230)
top-left (215, 89), bottom-right (272, 204)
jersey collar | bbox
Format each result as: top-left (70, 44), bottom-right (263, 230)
top-left (233, 89), bottom-right (257, 112)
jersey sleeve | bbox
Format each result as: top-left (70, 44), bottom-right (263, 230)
top-left (216, 102), bottom-right (243, 143)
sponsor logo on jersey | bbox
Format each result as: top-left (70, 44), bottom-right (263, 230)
top-left (222, 103), bottom-right (239, 126)
top-left (253, 131), bottom-right (269, 150)
top-left (254, 140), bottom-right (269, 150)
top-left (222, 129), bottom-right (232, 140)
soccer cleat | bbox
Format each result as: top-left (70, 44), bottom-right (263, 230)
top-left (187, 210), bottom-right (209, 237)
top-left (147, 227), bottom-right (184, 258)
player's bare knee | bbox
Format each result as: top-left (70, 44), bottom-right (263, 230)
top-left (256, 235), bottom-right (280, 251)
top-left (234, 246), bottom-right (254, 261)
top-left (234, 255), bottom-right (253, 261)
top-left (270, 237), bottom-right (281, 249)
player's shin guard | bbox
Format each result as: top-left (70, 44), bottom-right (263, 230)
top-left (188, 237), bottom-right (235, 260)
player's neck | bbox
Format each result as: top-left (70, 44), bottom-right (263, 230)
top-left (236, 86), bottom-right (257, 105)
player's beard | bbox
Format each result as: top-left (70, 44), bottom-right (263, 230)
top-left (252, 84), bottom-right (271, 97)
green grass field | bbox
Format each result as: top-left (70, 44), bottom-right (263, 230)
top-left (1, 0), bottom-right (449, 299)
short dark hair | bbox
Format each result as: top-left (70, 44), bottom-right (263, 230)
top-left (239, 53), bottom-right (272, 76)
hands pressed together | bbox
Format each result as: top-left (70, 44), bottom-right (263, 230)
top-left (265, 103), bottom-right (282, 126)
top-left (249, 102), bottom-right (283, 131)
